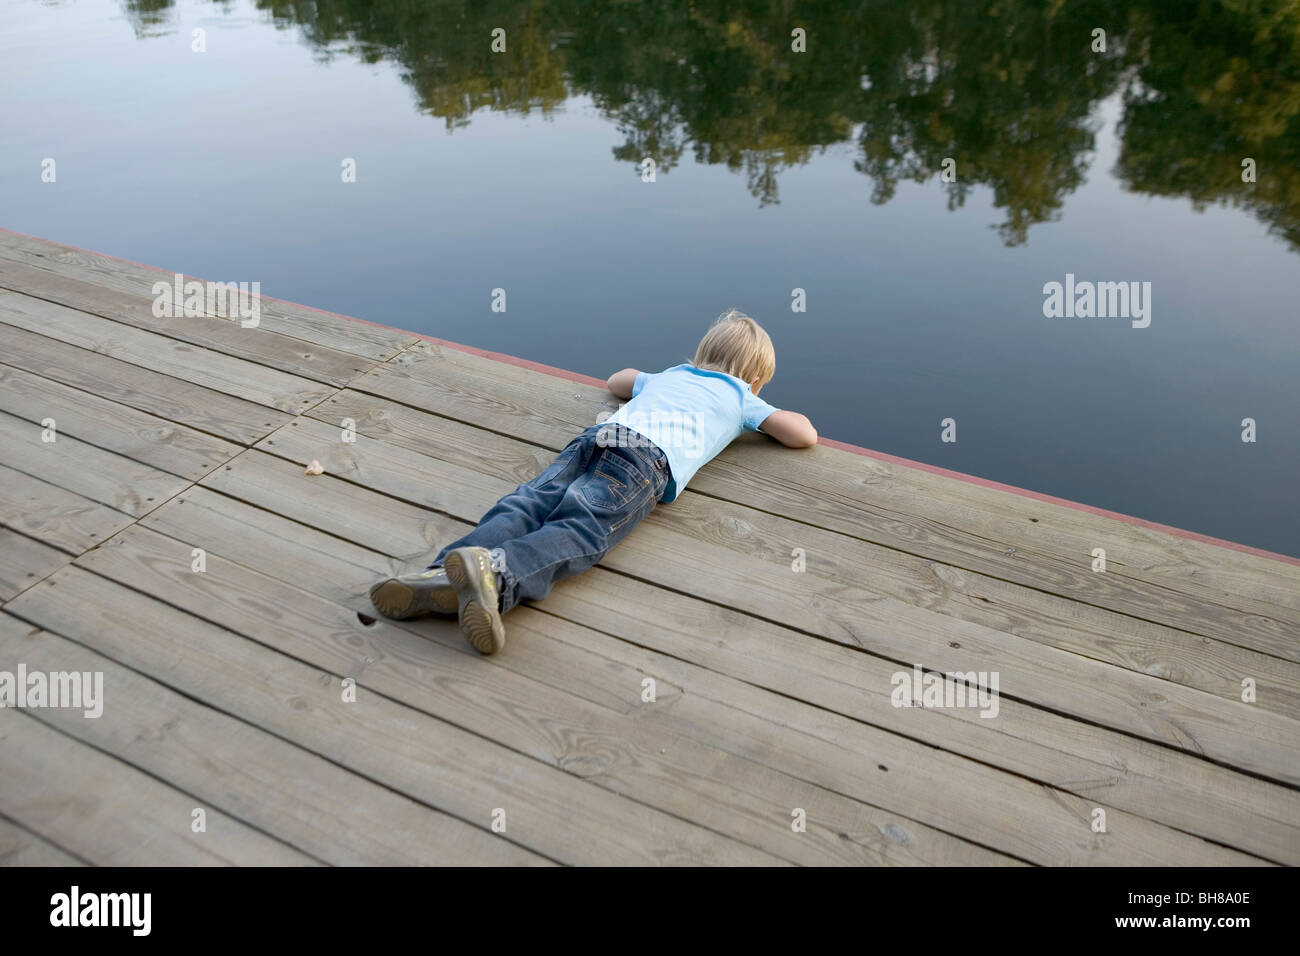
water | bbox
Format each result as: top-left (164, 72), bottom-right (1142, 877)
top-left (3, 0), bottom-right (1298, 557)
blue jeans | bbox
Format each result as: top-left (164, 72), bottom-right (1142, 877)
top-left (430, 423), bottom-right (670, 613)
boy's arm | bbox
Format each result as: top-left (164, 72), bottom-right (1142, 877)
top-left (606, 368), bottom-right (640, 400)
top-left (758, 410), bottom-right (818, 448)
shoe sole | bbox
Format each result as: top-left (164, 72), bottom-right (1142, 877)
top-left (369, 577), bottom-right (458, 620)
top-left (444, 550), bottom-right (506, 655)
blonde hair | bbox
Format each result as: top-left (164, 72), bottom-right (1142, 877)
top-left (692, 309), bottom-right (775, 386)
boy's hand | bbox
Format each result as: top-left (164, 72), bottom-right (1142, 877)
top-left (606, 368), bottom-right (639, 400)
top-left (758, 410), bottom-right (818, 448)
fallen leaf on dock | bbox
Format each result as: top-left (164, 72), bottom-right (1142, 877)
top-left (305, 460), bottom-right (325, 475)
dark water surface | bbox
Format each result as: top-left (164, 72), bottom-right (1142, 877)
top-left (4, 0), bottom-right (1298, 556)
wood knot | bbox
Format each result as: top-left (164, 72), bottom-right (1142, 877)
top-left (559, 753), bottom-right (607, 778)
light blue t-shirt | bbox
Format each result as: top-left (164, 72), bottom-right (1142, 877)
top-left (606, 363), bottom-right (778, 502)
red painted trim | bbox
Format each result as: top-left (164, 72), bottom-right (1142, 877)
top-left (5, 227), bottom-right (1297, 567)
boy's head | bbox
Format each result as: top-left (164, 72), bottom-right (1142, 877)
top-left (692, 309), bottom-right (775, 393)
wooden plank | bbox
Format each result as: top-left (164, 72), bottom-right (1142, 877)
top-left (0, 289), bottom-right (335, 413)
top-left (2, 624), bottom-right (550, 866)
top-left (0, 230), bottom-right (416, 361)
top-left (144, 487), bottom-right (410, 596)
top-left (0, 612), bottom-right (316, 866)
top-left (537, 568), bottom-right (1300, 865)
top-left (312, 389), bottom-right (554, 486)
top-left (492, 610), bottom-right (1271, 867)
top-left (745, 437), bottom-right (1300, 608)
top-left (0, 409), bottom-right (190, 518)
top-left (0, 363), bottom-right (239, 480)
top-left (142, 479), bottom-right (1300, 864)
top-left (692, 437), bottom-right (1300, 651)
top-left (614, 500), bottom-right (1300, 788)
top-left (199, 449), bottom-right (463, 564)
top-left (352, 350), bottom-right (590, 449)
top-left (71, 524), bottom-right (1010, 866)
top-left (0, 529), bottom-right (69, 601)
top-left (258, 415), bottom-right (502, 516)
top-left (0, 712), bottom-right (317, 866)
top-left (0, 258), bottom-right (377, 387)
top-left (0, 323), bottom-right (289, 444)
top-left (0, 464), bottom-right (133, 555)
top-left (7, 568), bottom-right (779, 866)
top-left (355, 342), bottom-right (1300, 654)
top-left (257, 409), bottom-right (1300, 786)
top-left (79, 523), bottom-right (1264, 864)
top-left (311, 390), bottom-right (1300, 719)
top-left (0, 814), bottom-right (85, 866)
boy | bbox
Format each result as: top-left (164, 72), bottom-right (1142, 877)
top-left (368, 309), bottom-right (817, 653)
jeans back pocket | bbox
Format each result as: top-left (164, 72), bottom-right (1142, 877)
top-left (581, 448), bottom-right (651, 514)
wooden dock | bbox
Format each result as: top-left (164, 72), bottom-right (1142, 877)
top-left (0, 227), bottom-right (1297, 866)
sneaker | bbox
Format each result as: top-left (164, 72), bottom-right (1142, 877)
top-left (368, 567), bottom-right (458, 620)
top-left (442, 546), bottom-right (507, 655)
